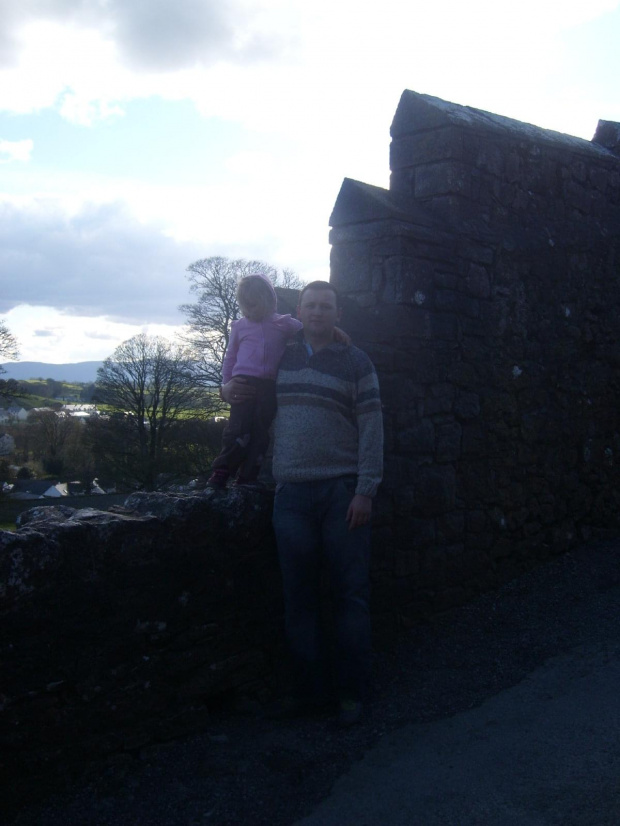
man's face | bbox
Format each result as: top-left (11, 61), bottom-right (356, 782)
top-left (297, 288), bottom-right (340, 338)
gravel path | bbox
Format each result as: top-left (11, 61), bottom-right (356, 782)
top-left (7, 536), bottom-right (620, 826)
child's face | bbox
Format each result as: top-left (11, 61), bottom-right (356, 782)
top-left (243, 300), bottom-right (265, 322)
top-left (240, 279), bottom-right (273, 321)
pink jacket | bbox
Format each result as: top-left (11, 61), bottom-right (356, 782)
top-left (222, 313), bottom-right (303, 383)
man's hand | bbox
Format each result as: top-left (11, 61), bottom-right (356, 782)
top-left (346, 494), bottom-right (372, 530)
top-left (221, 377), bottom-right (256, 404)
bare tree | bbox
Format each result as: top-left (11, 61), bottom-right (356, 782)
top-left (0, 319), bottom-right (21, 399)
top-left (92, 334), bottom-right (204, 489)
top-left (178, 256), bottom-right (304, 394)
top-left (28, 409), bottom-right (81, 476)
top-left (0, 320), bottom-right (19, 365)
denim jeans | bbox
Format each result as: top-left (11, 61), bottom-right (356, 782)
top-left (272, 475), bottom-right (372, 703)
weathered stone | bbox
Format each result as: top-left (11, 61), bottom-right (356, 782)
top-left (437, 512), bottom-right (465, 541)
top-left (422, 389), bottom-right (453, 417)
top-left (395, 419), bottom-right (435, 455)
top-left (410, 466), bottom-right (456, 517)
top-left (435, 289), bottom-right (480, 318)
top-left (414, 161), bottom-right (472, 199)
top-left (454, 391), bottom-right (481, 420)
top-left (435, 421), bottom-right (462, 462)
top-left (466, 264), bottom-right (491, 299)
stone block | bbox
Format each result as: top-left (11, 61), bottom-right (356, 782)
top-left (363, 344), bottom-right (395, 372)
top-left (458, 463), bottom-right (499, 505)
top-left (466, 509), bottom-right (488, 533)
top-left (394, 547), bottom-right (420, 578)
top-left (383, 456), bottom-right (426, 492)
top-left (434, 271), bottom-right (459, 290)
top-left (454, 391), bottom-right (481, 420)
top-left (390, 127), bottom-right (466, 170)
top-left (393, 348), bottom-right (453, 383)
top-left (365, 305), bottom-right (432, 341)
top-left (457, 239), bottom-right (495, 264)
top-left (430, 311), bottom-right (459, 340)
top-left (448, 361), bottom-right (480, 388)
top-left (414, 161), bottom-right (472, 199)
top-left (436, 289), bottom-right (480, 318)
top-left (476, 142), bottom-right (505, 176)
top-left (422, 391), bottom-right (453, 417)
top-left (589, 165), bottom-right (609, 192)
top-left (396, 419), bottom-right (435, 455)
top-left (330, 242), bottom-right (373, 292)
top-left (410, 466), bottom-right (456, 517)
top-left (437, 511), bottom-right (465, 541)
top-left (435, 421), bottom-right (462, 462)
top-left (383, 255), bottom-right (436, 305)
top-left (466, 264), bottom-right (491, 298)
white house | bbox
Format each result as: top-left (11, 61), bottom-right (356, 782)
top-left (60, 404), bottom-right (97, 415)
top-left (0, 433), bottom-right (16, 456)
top-left (9, 480), bottom-right (69, 500)
top-left (7, 406), bottom-right (28, 422)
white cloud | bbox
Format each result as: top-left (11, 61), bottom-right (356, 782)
top-left (0, 197), bottom-right (205, 324)
top-left (0, 0), bottom-right (296, 71)
top-left (1, 0), bottom-right (617, 139)
top-left (0, 138), bottom-right (33, 163)
top-left (0, 0), bottom-right (300, 123)
top-left (3, 303), bottom-right (185, 363)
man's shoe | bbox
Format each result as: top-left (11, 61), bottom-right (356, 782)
top-left (336, 699), bottom-right (363, 728)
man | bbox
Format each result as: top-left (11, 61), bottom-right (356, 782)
top-left (223, 281), bottom-right (383, 726)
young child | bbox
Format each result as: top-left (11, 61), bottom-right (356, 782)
top-left (207, 273), bottom-right (303, 488)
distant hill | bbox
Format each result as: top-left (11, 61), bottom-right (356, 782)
top-left (1, 361), bottom-right (104, 383)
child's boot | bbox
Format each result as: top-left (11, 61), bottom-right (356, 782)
top-left (207, 468), bottom-right (229, 488)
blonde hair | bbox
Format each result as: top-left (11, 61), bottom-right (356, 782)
top-left (237, 275), bottom-right (276, 322)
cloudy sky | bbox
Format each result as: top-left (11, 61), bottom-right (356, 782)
top-left (1, 0), bottom-right (619, 364)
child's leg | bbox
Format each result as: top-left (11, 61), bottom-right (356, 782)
top-left (211, 392), bottom-right (256, 476)
top-left (237, 380), bottom-right (276, 482)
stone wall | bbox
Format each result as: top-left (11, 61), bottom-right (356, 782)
top-left (0, 491), bottom-right (284, 803)
top-left (330, 90), bottom-right (620, 621)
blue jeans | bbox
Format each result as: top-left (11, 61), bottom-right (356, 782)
top-left (272, 476), bottom-right (372, 703)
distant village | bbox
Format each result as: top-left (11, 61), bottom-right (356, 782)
top-left (0, 400), bottom-right (112, 501)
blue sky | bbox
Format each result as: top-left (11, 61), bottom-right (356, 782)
top-left (1, 0), bottom-right (619, 363)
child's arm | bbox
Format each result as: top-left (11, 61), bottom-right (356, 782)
top-left (274, 315), bottom-right (303, 338)
top-left (221, 323), bottom-right (241, 385)
top-left (333, 326), bottom-right (351, 345)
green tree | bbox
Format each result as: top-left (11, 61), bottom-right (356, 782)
top-left (91, 334), bottom-right (203, 490)
top-left (80, 382), bottom-right (97, 402)
top-left (178, 256), bottom-right (304, 393)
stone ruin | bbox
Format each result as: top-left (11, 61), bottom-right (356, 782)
top-left (331, 89), bottom-right (620, 613)
top-left (1, 90), bottom-right (619, 807)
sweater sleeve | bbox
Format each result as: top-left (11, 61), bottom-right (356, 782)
top-left (221, 322), bottom-right (240, 385)
top-left (354, 355), bottom-right (384, 498)
top-left (273, 314), bottom-right (303, 336)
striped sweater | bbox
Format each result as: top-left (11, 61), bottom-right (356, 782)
top-left (272, 335), bottom-right (383, 497)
